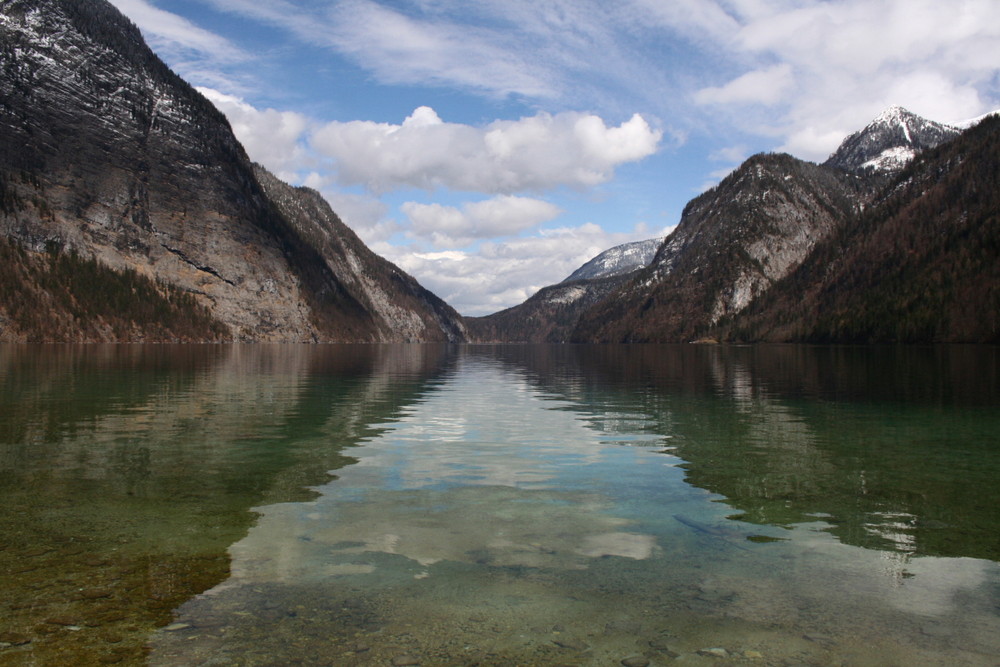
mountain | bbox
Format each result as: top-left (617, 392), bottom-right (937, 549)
top-left (466, 237), bottom-right (662, 343)
top-left (466, 275), bottom-right (631, 343)
top-left (572, 153), bottom-right (864, 342)
top-left (253, 167), bottom-right (465, 343)
top-left (823, 105), bottom-right (960, 174)
top-left (474, 106), bottom-right (970, 345)
top-left (568, 106), bottom-right (987, 344)
top-left (562, 237), bottom-right (663, 282)
top-left (0, 0), bottom-right (465, 342)
top-left (721, 114), bottom-right (1000, 343)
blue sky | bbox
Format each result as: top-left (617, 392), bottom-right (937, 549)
top-left (109, 0), bottom-right (1000, 315)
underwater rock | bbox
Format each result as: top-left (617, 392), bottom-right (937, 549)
top-left (0, 632), bottom-right (31, 646)
top-left (553, 638), bottom-right (590, 652)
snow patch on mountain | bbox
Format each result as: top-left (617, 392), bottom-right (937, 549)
top-left (824, 106), bottom-right (960, 175)
top-left (545, 285), bottom-right (588, 305)
top-left (861, 145), bottom-right (917, 171)
top-left (562, 237), bottom-right (663, 283)
top-left (953, 108), bottom-right (1000, 129)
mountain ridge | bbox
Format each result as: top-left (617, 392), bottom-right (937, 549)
top-left (571, 152), bottom-right (864, 342)
top-left (0, 0), bottom-right (465, 342)
top-left (567, 107), bottom-right (993, 344)
top-left (720, 114), bottom-right (1000, 343)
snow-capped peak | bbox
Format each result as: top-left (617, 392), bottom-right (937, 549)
top-left (824, 106), bottom-right (960, 175)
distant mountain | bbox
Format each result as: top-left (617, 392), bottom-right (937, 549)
top-left (823, 105), bottom-right (960, 174)
top-left (562, 237), bottom-right (662, 282)
top-left (0, 0), bottom-right (465, 342)
top-left (466, 237), bottom-right (662, 342)
top-left (466, 275), bottom-right (631, 343)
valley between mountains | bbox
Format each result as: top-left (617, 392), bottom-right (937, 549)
top-left (1, 0), bottom-right (997, 344)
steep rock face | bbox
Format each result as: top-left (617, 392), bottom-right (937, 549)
top-left (254, 166), bottom-right (466, 342)
top-left (824, 106), bottom-right (960, 174)
top-left (724, 115), bottom-right (1000, 343)
top-left (0, 0), bottom-right (464, 342)
top-left (573, 153), bottom-right (861, 342)
top-left (562, 237), bottom-right (662, 282)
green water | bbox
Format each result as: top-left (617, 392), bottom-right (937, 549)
top-left (1, 344), bottom-right (998, 666)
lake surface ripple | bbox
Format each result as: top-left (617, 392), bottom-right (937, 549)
top-left (1, 344), bottom-right (998, 666)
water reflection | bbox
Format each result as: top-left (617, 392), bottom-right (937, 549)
top-left (148, 345), bottom-right (999, 666)
top-left (2, 344), bottom-right (998, 666)
top-left (0, 344), bottom-right (454, 665)
top-left (476, 344), bottom-right (1000, 562)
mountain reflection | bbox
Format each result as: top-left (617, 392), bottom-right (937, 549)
top-left (3, 343), bottom-right (998, 665)
top-left (472, 344), bottom-right (1000, 562)
top-left (0, 344), bottom-right (455, 665)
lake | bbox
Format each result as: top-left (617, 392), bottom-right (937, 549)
top-left (1, 344), bottom-right (998, 666)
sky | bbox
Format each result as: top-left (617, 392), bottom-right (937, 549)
top-left (108, 0), bottom-right (1000, 316)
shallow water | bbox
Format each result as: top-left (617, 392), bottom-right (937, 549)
top-left (1, 344), bottom-right (999, 665)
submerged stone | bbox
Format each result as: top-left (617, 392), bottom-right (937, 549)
top-left (553, 638), bottom-right (590, 652)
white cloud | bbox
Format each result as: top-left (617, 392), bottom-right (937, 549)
top-left (142, 0), bottom-right (1000, 167)
top-left (401, 196), bottom-right (562, 248)
top-left (109, 0), bottom-right (248, 62)
top-left (311, 107), bottom-right (662, 193)
top-left (324, 0), bottom-right (556, 99)
top-left (717, 0), bottom-right (1000, 159)
top-left (109, 0), bottom-right (252, 92)
top-left (197, 87), bottom-right (312, 181)
top-left (694, 64), bottom-right (794, 106)
top-left (625, 0), bottom-right (740, 42)
top-left (318, 190), bottom-right (399, 244)
top-left (385, 223), bottom-right (672, 316)
top-left (197, 0), bottom-right (691, 116)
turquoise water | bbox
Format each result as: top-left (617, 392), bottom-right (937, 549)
top-left (1, 344), bottom-right (998, 665)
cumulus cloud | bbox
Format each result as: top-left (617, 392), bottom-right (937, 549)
top-left (402, 196), bottom-right (562, 248)
top-left (385, 223), bottom-right (672, 316)
top-left (311, 107), bottom-right (663, 193)
top-left (197, 87), bottom-right (312, 181)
